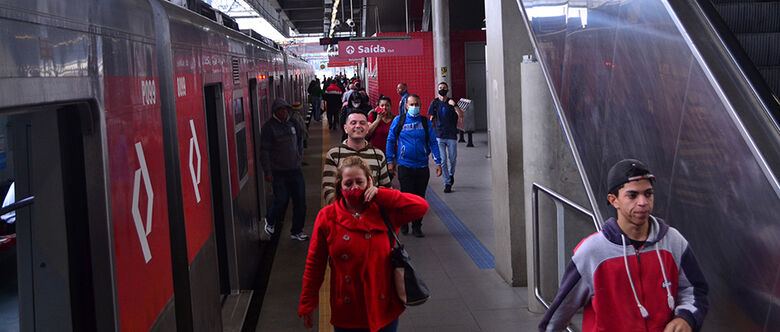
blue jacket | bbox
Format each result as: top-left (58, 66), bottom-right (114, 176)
top-left (386, 113), bottom-right (441, 168)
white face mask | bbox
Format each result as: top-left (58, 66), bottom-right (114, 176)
top-left (352, 102), bottom-right (361, 108)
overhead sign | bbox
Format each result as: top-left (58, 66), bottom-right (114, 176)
top-left (327, 57), bottom-right (360, 67)
top-left (338, 39), bottom-right (423, 58)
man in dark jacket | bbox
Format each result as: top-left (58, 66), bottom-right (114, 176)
top-left (428, 82), bottom-right (463, 193)
top-left (323, 81), bottom-right (343, 130)
top-left (260, 98), bottom-right (308, 241)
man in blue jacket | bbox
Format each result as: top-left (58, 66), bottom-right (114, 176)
top-left (386, 94), bottom-right (442, 237)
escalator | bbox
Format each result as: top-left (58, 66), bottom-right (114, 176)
top-left (515, 0), bottom-right (780, 331)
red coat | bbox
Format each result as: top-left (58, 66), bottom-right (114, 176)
top-left (299, 188), bottom-right (429, 331)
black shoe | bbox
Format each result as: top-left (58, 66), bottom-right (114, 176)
top-left (444, 185), bottom-right (452, 193)
top-left (450, 175), bottom-right (454, 185)
top-left (412, 228), bottom-right (425, 238)
top-left (400, 225), bottom-right (409, 235)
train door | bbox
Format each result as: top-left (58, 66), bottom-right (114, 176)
top-left (0, 104), bottom-right (96, 331)
top-left (268, 75), bottom-right (275, 103)
top-left (202, 84), bottom-right (237, 297)
top-left (248, 79), bottom-right (268, 219)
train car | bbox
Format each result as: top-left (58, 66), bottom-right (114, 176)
top-left (0, 0), bottom-right (312, 331)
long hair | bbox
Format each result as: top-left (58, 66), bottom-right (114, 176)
top-left (333, 156), bottom-right (373, 201)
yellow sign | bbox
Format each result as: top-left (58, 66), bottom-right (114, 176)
top-left (320, 64), bottom-right (326, 69)
top-left (441, 66), bottom-right (448, 77)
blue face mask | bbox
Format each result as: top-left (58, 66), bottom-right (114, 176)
top-left (407, 106), bottom-right (420, 116)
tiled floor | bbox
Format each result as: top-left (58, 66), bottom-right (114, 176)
top-left (255, 121), bottom-right (548, 331)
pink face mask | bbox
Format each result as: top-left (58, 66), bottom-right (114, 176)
top-left (342, 187), bottom-right (366, 209)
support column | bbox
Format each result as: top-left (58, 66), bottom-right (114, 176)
top-left (432, 0), bottom-right (451, 88)
top-left (485, 0), bottom-right (533, 287)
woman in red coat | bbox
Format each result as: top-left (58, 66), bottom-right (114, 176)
top-left (299, 156), bottom-right (429, 332)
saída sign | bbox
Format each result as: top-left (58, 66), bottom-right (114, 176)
top-left (337, 39), bottom-right (423, 58)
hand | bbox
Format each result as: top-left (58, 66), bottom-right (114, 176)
top-left (302, 312), bottom-right (313, 329)
top-left (364, 185), bottom-right (378, 203)
top-left (448, 99), bottom-right (456, 106)
top-left (435, 165), bottom-right (442, 177)
top-left (663, 318), bottom-right (692, 332)
top-left (265, 174), bottom-right (273, 182)
top-left (387, 163), bottom-right (395, 175)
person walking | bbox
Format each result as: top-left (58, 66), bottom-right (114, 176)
top-left (539, 159), bottom-right (709, 332)
top-left (322, 111), bottom-right (391, 205)
top-left (396, 83), bottom-right (409, 117)
top-left (367, 96), bottom-right (394, 154)
top-left (259, 98), bottom-right (309, 241)
top-left (427, 82), bottom-right (463, 193)
top-left (324, 80), bottom-right (343, 130)
top-left (307, 78), bottom-right (323, 121)
top-left (385, 94), bottom-right (442, 237)
top-left (299, 156), bottom-right (429, 332)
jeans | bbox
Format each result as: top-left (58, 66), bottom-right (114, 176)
top-left (437, 138), bottom-right (457, 185)
top-left (397, 165), bottom-right (430, 230)
top-left (311, 96), bottom-right (322, 120)
top-left (267, 169), bottom-right (306, 234)
top-left (333, 319), bottom-right (399, 332)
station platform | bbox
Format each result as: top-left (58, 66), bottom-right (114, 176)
top-left (251, 119), bottom-right (545, 331)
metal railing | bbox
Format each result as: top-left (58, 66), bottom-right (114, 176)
top-left (531, 183), bottom-right (598, 332)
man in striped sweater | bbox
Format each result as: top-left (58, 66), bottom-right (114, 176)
top-left (322, 111), bottom-right (392, 204)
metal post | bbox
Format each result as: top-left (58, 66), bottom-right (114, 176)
top-left (361, 0), bottom-right (367, 37)
top-left (405, 0), bottom-right (409, 34)
top-left (555, 202), bottom-right (565, 284)
top-left (432, 0), bottom-right (451, 88)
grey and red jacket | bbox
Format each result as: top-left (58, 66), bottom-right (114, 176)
top-left (539, 217), bottom-right (708, 332)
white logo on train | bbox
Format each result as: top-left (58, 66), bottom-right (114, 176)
top-left (132, 142), bottom-right (154, 263)
top-left (188, 120), bottom-right (202, 203)
top-left (177, 77), bottom-right (187, 97)
top-left (142, 80), bottom-right (157, 105)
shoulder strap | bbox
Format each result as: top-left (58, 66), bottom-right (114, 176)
top-left (336, 146), bottom-right (341, 166)
top-left (393, 114), bottom-right (406, 140)
top-left (379, 207), bottom-right (401, 249)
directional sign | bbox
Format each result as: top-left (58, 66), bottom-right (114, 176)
top-left (338, 39), bottom-right (423, 58)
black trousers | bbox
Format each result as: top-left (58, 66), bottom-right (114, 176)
top-left (397, 165), bottom-right (430, 230)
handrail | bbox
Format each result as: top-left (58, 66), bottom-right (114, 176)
top-left (532, 183), bottom-right (598, 332)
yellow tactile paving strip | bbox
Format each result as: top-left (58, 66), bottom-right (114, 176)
top-left (318, 118), bottom-right (333, 332)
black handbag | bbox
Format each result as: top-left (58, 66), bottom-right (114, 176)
top-left (379, 207), bottom-right (430, 306)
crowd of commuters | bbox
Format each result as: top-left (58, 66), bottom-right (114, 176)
top-left (270, 75), bottom-right (709, 332)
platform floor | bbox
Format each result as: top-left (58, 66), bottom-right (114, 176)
top-left (253, 120), bottom-right (546, 331)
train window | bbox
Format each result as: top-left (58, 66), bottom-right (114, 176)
top-left (232, 97), bottom-right (248, 187)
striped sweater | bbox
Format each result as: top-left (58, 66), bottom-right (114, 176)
top-left (322, 141), bottom-right (392, 204)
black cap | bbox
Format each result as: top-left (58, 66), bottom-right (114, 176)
top-left (271, 98), bottom-right (292, 111)
top-left (606, 159), bottom-right (655, 197)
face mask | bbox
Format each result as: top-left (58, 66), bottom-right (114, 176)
top-left (407, 106), bottom-right (420, 116)
top-left (352, 102), bottom-right (361, 108)
top-left (438, 89), bottom-right (448, 97)
top-left (342, 187), bottom-right (366, 209)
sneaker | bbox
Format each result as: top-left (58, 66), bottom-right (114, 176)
top-left (264, 218), bottom-right (275, 235)
top-left (444, 185), bottom-right (452, 193)
top-left (291, 232), bottom-right (310, 241)
top-left (400, 224), bottom-right (409, 235)
top-left (412, 228), bottom-right (425, 238)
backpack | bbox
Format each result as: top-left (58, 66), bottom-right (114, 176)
top-left (393, 114), bottom-right (430, 147)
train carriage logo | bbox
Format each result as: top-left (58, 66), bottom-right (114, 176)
top-left (132, 142), bottom-right (154, 263)
top-left (188, 120), bottom-right (202, 203)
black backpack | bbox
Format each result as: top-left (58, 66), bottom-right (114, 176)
top-left (392, 114), bottom-right (430, 146)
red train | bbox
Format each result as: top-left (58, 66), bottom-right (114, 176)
top-left (0, 0), bottom-right (313, 330)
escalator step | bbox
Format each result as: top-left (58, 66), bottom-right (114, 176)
top-left (714, 2), bottom-right (780, 33)
top-left (735, 33), bottom-right (780, 66)
top-left (758, 66), bottom-right (780, 97)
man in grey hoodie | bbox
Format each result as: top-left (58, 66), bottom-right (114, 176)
top-left (260, 98), bottom-right (309, 241)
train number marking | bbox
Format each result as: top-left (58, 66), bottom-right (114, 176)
top-left (141, 80), bottom-right (157, 105)
top-left (177, 77), bottom-right (186, 97)
top-left (132, 142), bottom-right (154, 263)
top-left (188, 120), bottom-right (201, 203)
